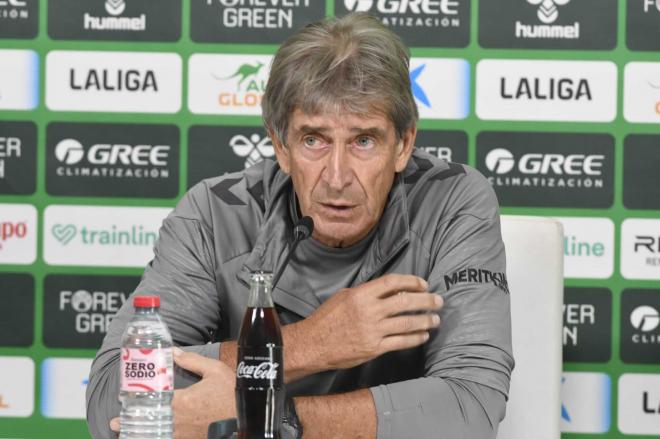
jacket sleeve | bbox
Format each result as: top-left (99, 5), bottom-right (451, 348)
top-left (369, 173), bottom-right (514, 439)
top-left (86, 198), bottom-right (222, 439)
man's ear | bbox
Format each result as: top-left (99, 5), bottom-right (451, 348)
top-left (269, 129), bottom-right (291, 174)
top-left (394, 126), bottom-right (416, 173)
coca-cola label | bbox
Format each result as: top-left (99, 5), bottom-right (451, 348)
top-left (236, 346), bottom-right (283, 388)
top-left (120, 347), bottom-right (173, 392)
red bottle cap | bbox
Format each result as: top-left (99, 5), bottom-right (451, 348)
top-left (133, 295), bottom-right (160, 308)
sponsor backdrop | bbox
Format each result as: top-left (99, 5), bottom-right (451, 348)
top-left (0, 0), bottom-right (658, 438)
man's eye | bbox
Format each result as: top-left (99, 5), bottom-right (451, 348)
top-left (354, 136), bottom-right (375, 149)
top-left (303, 137), bottom-right (321, 148)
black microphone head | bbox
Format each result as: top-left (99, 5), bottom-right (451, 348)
top-left (294, 216), bottom-right (314, 240)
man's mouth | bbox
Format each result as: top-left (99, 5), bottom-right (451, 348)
top-left (319, 202), bottom-right (357, 215)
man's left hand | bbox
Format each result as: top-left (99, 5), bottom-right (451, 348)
top-left (109, 347), bottom-right (237, 439)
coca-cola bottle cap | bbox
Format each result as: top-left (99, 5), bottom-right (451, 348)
top-left (133, 295), bottom-right (160, 308)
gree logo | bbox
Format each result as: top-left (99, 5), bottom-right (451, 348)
top-left (55, 139), bottom-right (84, 165)
top-left (631, 306), bottom-right (660, 332)
top-left (528, 0), bottom-right (570, 24)
top-left (229, 134), bottom-right (274, 168)
top-left (344, 0), bottom-right (459, 14)
top-left (105, 0), bottom-right (126, 16)
top-left (485, 148), bottom-right (515, 174)
top-left (52, 224), bottom-right (76, 245)
top-left (54, 138), bottom-right (170, 166)
top-left (485, 148), bottom-right (604, 176)
top-left (345, 0), bottom-right (372, 11)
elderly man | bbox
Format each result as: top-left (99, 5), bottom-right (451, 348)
top-left (87, 13), bottom-right (514, 439)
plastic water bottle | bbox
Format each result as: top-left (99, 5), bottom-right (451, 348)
top-left (120, 295), bottom-right (174, 438)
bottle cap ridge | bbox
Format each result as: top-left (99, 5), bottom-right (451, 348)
top-left (133, 295), bottom-right (160, 308)
top-left (250, 271), bottom-right (273, 283)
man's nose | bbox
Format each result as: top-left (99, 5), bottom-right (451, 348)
top-left (323, 145), bottom-right (353, 191)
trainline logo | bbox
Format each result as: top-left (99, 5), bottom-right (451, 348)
top-left (44, 205), bottom-right (170, 267)
top-left (51, 223), bottom-right (156, 247)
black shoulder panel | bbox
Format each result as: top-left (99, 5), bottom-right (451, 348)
top-left (246, 180), bottom-right (265, 212)
top-left (211, 177), bottom-right (246, 206)
top-left (430, 162), bottom-right (466, 181)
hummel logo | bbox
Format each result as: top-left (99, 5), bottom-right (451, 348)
top-left (229, 134), bottom-right (274, 169)
top-left (528, 0), bottom-right (570, 24)
top-left (105, 0), bottom-right (126, 16)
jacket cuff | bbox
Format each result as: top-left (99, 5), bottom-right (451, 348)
top-left (370, 384), bottom-right (394, 439)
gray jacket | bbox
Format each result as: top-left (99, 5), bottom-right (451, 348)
top-left (87, 148), bottom-right (514, 439)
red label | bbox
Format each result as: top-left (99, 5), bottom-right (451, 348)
top-left (120, 347), bottom-right (173, 392)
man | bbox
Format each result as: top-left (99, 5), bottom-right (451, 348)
top-left (87, 13), bottom-right (514, 439)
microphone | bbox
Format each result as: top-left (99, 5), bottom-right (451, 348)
top-left (293, 216), bottom-right (314, 240)
top-left (272, 216), bottom-right (314, 290)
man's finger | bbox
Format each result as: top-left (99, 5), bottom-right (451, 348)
top-left (379, 291), bottom-right (443, 316)
top-left (359, 274), bottom-right (429, 298)
top-left (109, 417), bottom-right (120, 432)
top-left (172, 347), bottom-right (221, 377)
top-left (378, 313), bottom-right (440, 337)
top-left (378, 331), bottom-right (430, 354)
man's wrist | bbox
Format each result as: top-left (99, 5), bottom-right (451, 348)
top-left (283, 319), bottom-right (327, 381)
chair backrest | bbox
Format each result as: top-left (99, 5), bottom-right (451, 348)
top-left (497, 215), bottom-right (563, 439)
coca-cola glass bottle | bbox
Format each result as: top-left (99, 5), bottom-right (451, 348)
top-left (236, 271), bottom-right (283, 439)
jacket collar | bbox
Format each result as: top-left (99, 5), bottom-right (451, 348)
top-left (237, 171), bottom-right (410, 318)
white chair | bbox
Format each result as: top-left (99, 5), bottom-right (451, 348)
top-left (497, 215), bottom-right (564, 439)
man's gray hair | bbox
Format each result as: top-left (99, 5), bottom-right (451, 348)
top-left (262, 13), bottom-right (418, 143)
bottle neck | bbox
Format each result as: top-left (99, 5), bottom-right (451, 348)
top-left (247, 278), bottom-right (274, 308)
top-left (135, 306), bottom-right (159, 315)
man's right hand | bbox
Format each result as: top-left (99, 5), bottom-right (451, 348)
top-left (295, 274), bottom-right (443, 372)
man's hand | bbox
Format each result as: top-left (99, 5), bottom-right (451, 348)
top-left (297, 274), bottom-right (443, 371)
top-left (109, 348), bottom-right (236, 439)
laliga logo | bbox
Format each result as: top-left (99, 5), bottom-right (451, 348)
top-left (105, 0), bottom-right (126, 16)
top-left (631, 306), bottom-right (660, 332)
top-left (229, 134), bottom-right (274, 168)
top-left (528, 0), bottom-right (570, 24)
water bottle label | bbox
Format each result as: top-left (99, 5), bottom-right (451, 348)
top-left (120, 347), bottom-right (173, 392)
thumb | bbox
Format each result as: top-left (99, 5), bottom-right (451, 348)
top-left (172, 347), bottom-right (220, 377)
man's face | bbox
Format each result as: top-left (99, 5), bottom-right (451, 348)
top-left (272, 109), bottom-right (415, 247)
